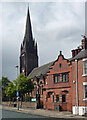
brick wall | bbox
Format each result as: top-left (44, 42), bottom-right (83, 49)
top-left (72, 60), bottom-right (87, 107)
top-left (43, 53), bottom-right (72, 111)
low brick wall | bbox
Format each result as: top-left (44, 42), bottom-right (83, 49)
top-left (22, 102), bottom-right (37, 109)
top-left (2, 102), bottom-right (37, 109)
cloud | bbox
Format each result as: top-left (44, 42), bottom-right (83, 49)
top-left (1, 2), bottom-right (85, 81)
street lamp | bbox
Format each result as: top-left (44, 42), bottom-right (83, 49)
top-left (15, 65), bottom-right (19, 110)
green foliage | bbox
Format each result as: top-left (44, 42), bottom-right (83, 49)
top-left (13, 74), bottom-right (34, 97)
top-left (0, 77), bottom-right (12, 101)
top-left (4, 74), bottom-right (34, 102)
top-left (5, 82), bottom-right (16, 100)
top-left (1, 77), bottom-right (11, 89)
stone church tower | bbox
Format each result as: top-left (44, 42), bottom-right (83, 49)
top-left (20, 7), bottom-right (38, 76)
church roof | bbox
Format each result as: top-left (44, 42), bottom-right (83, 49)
top-left (28, 49), bottom-right (87, 79)
top-left (70, 49), bottom-right (87, 61)
top-left (28, 61), bottom-right (54, 78)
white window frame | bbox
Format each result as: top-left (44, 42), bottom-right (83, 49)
top-left (82, 58), bottom-right (87, 77)
top-left (54, 76), bottom-right (57, 83)
top-left (83, 82), bottom-right (87, 101)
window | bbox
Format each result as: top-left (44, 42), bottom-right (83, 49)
top-left (66, 73), bottom-right (69, 82)
top-left (54, 73), bottom-right (69, 83)
top-left (56, 95), bottom-right (59, 103)
top-left (62, 74), bottom-right (65, 82)
top-left (83, 60), bottom-right (87, 75)
top-left (54, 76), bottom-right (57, 83)
top-left (62, 73), bottom-right (69, 82)
top-left (84, 85), bottom-right (87, 99)
top-left (62, 94), bottom-right (66, 103)
top-left (58, 75), bottom-right (60, 82)
top-left (54, 74), bottom-right (60, 83)
top-left (52, 95), bottom-right (54, 103)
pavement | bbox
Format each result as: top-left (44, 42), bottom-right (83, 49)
top-left (0, 105), bottom-right (87, 119)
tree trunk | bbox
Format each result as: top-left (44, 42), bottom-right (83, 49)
top-left (20, 96), bottom-right (23, 108)
top-left (9, 98), bottom-right (11, 106)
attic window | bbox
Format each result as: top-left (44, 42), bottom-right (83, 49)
top-left (59, 63), bottom-right (62, 68)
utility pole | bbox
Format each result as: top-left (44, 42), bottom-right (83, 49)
top-left (15, 65), bottom-right (19, 110)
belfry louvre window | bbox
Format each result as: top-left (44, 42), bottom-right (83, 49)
top-left (83, 60), bottom-right (87, 75)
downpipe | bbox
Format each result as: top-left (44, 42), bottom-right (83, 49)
top-left (75, 59), bottom-right (79, 114)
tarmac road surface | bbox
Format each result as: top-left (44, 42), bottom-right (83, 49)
top-left (2, 109), bottom-right (48, 118)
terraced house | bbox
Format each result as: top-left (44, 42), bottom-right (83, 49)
top-left (71, 36), bottom-right (87, 115)
top-left (42, 37), bottom-right (87, 115)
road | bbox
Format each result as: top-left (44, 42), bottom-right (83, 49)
top-left (1, 109), bottom-right (48, 119)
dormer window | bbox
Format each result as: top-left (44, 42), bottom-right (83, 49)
top-left (83, 58), bottom-right (87, 76)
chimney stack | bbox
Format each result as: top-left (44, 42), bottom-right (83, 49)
top-left (71, 47), bottom-right (82, 58)
top-left (82, 36), bottom-right (87, 49)
top-left (72, 50), bottom-right (75, 58)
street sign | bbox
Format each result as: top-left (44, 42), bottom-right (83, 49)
top-left (31, 98), bottom-right (36, 102)
top-left (17, 91), bottom-right (19, 97)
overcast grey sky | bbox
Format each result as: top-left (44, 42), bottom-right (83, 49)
top-left (1, 2), bottom-right (85, 81)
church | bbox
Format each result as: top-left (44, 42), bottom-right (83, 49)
top-left (20, 7), bottom-right (87, 115)
top-left (20, 7), bottom-right (38, 76)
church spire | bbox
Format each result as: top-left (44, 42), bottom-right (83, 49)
top-left (25, 6), bottom-right (33, 41)
top-left (20, 6), bottom-right (38, 76)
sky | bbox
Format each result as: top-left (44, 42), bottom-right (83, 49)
top-left (1, 2), bottom-right (85, 81)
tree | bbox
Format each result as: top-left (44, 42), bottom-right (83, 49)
top-left (1, 77), bottom-right (11, 89)
top-left (0, 77), bottom-right (11, 101)
top-left (13, 74), bottom-right (34, 105)
top-left (5, 82), bottom-right (16, 103)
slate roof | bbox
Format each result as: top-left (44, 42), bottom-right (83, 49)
top-left (28, 49), bottom-right (87, 78)
top-left (70, 49), bottom-right (87, 61)
top-left (28, 61), bottom-right (54, 78)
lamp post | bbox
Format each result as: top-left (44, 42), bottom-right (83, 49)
top-left (15, 65), bottom-right (19, 110)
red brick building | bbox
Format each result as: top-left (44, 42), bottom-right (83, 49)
top-left (28, 34), bottom-right (87, 114)
top-left (71, 36), bottom-right (87, 115)
top-left (42, 36), bottom-right (87, 114)
top-left (20, 6), bottom-right (87, 115)
top-left (28, 62), bottom-right (53, 108)
top-left (43, 51), bottom-right (72, 111)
